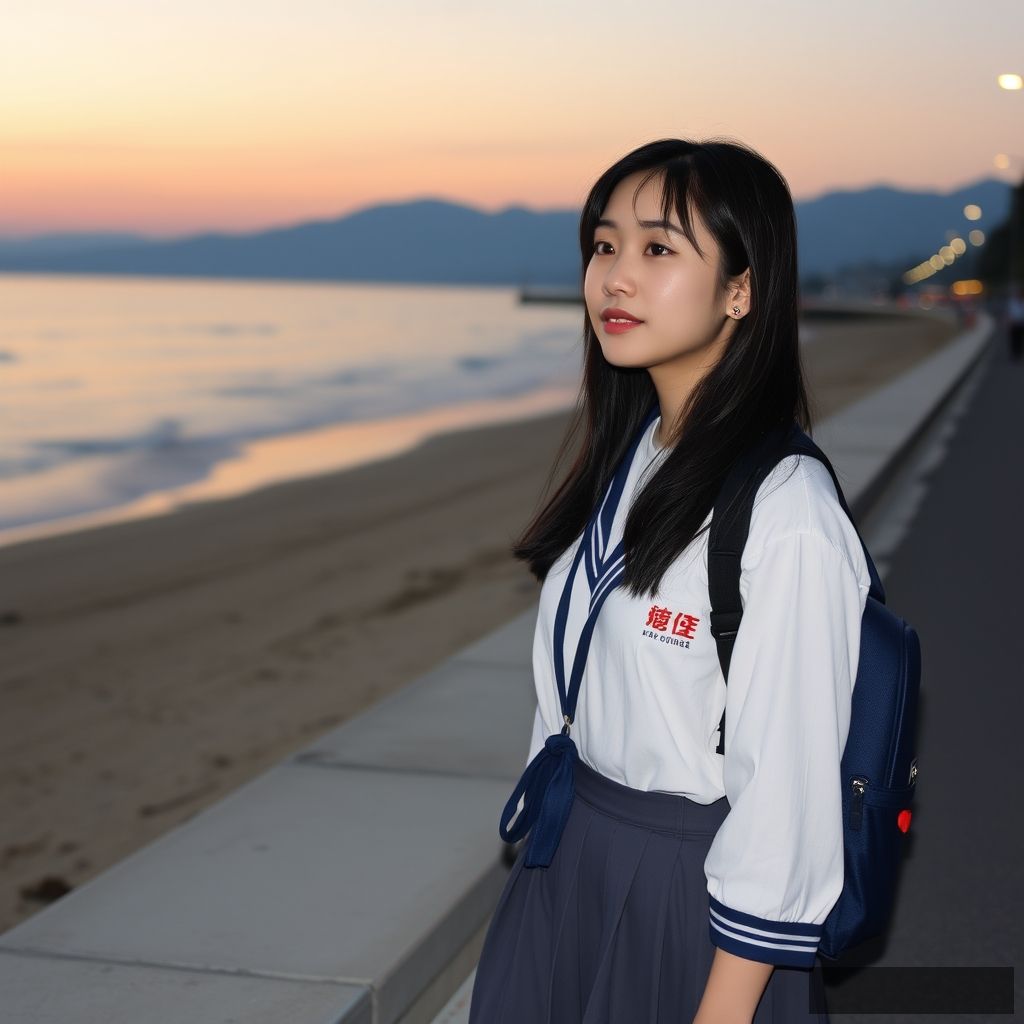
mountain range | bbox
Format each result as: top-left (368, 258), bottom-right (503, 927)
top-left (0, 178), bottom-right (1010, 287)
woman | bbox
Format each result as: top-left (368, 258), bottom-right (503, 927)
top-left (467, 138), bottom-right (870, 1023)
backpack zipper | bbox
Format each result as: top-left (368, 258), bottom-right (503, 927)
top-left (850, 766), bottom-right (917, 831)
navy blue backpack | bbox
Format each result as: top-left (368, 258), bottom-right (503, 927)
top-left (707, 421), bottom-right (921, 961)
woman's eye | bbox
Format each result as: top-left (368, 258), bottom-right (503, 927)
top-left (591, 240), bottom-right (672, 256)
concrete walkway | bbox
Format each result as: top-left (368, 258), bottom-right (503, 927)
top-left (0, 313), bottom-right (995, 1024)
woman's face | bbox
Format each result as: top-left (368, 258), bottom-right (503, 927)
top-left (584, 170), bottom-right (742, 373)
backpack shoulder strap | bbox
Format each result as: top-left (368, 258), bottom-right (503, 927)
top-left (706, 422), bottom-right (885, 755)
top-left (779, 429), bottom-right (886, 604)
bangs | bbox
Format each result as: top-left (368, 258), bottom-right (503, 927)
top-left (631, 163), bottom-right (709, 263)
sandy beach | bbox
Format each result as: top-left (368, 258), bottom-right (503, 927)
top-left (0, 310), bottom-right (958, 933)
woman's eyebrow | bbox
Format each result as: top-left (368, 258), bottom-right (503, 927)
top-left (595, 217), bottom-right (685, 237)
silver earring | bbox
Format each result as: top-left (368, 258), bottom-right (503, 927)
top-left (732, 306), bottom-right (741, 316)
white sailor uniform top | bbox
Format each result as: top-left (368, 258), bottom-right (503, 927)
top-left (523, 413), bottom-right (872, 967)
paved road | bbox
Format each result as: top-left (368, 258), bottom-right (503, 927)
top-left (829, 327), bottom-right (1022, 1021)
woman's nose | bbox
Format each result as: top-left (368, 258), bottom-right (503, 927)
top-left (603, 254), bottom-right (637, 295)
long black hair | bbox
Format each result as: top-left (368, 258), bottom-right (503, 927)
top-left (512, 137), bottom-right (814, 598)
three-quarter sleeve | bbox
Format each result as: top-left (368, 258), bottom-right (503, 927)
top-left (703, 528), bottom-right (868, 968)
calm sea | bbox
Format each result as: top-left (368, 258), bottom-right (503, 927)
top-left (0, 274), bottom-right (584, 546)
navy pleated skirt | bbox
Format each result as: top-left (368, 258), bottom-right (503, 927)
top-left (469, 755), bottom-right (829, 1023)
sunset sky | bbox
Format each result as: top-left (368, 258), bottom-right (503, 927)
top-left (2, 0), bottom-right (1022, 239)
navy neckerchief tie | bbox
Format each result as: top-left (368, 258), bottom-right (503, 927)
top-left (498, 404), bottom-right (661, 867)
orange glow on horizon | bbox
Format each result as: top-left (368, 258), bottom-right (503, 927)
top-left (2, 3), bottom-right (1021, 238)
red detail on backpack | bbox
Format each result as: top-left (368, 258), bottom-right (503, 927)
top-left (897, 809), bottom-right (912, 833)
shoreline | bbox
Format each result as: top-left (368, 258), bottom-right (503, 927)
top-left (0, 310), bottom-right (958, 933)
top-left (0, 384), bottom-right (579, 553)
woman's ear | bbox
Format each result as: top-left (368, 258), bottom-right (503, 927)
top-left (726, 268), bottom-right (751, 318)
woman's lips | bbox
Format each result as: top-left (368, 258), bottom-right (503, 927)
top-left (602, 319), bottom-right (645, 334)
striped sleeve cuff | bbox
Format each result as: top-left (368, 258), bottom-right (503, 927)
top-left (708, 894), bottom-right (821, 968)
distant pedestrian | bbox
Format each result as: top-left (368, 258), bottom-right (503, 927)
top-left (1008, 287), bottom-right (1024, 361)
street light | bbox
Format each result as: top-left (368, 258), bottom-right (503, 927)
top-left (996, 72), bottom-right (1022, 293)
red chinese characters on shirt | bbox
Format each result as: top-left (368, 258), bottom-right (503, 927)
top-left (645, 605), bottom-right (701, 639)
